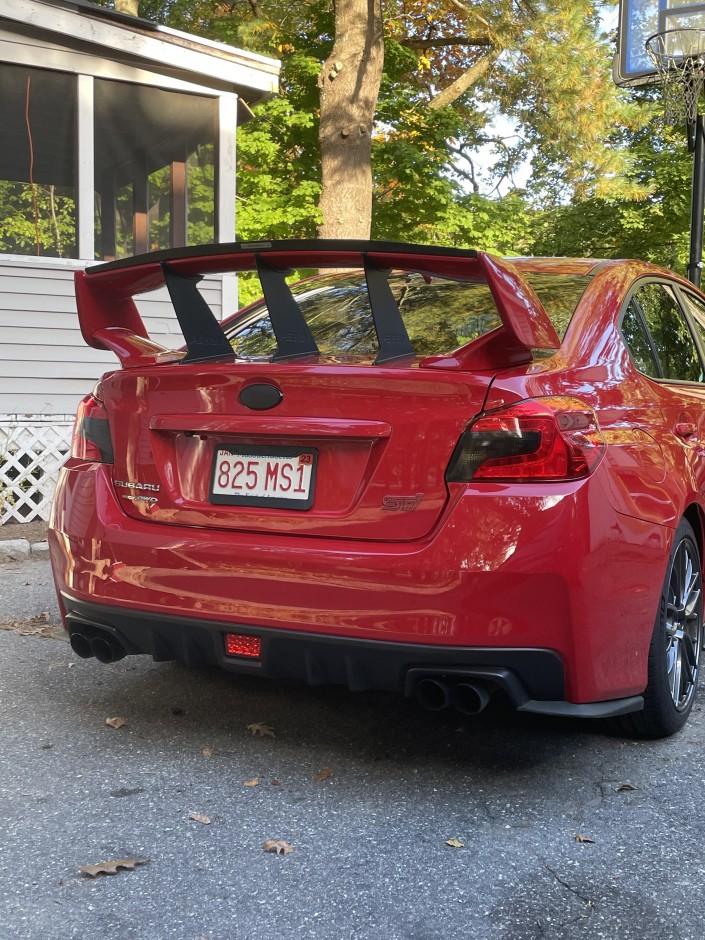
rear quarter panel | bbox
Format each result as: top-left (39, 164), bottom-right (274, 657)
top-left (484, 262), bottom-right (703, 529)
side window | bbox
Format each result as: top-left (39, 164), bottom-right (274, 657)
top-left (634, 283), bottom-right (702, 382)
top-left (679, 290), bottom-right (705, 358)
top-left (621, 299), bottom-right (660, 377)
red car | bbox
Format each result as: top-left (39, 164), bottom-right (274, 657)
top-left (49, 240), bottom-right (705, 738)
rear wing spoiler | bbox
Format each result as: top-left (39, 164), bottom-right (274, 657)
top-left (74, 239), bottom-right (560, 369)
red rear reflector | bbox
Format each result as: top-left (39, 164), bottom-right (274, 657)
top-left (224, 633), bottom-right (261, 658)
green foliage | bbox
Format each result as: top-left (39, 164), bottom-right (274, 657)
top-left (528, 107), bottom-right (694, 271)
top-left (187, 146), bottom-right (217, 245)
top-left (492, 0), bottom-right (643, 202)
top-left (0, 182), bottom-right (76, 257)
top-left (86, 0), bottom-right (699, 275)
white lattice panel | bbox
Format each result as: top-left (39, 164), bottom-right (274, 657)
top-left (0, 420), bottom-right (72, 524)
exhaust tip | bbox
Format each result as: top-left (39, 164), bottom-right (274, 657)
top-left (453, 682), bottom-right (491, 716)
top-left (415, 678), bottom-right (451, 712)
top-left (69, 632), bottom-right (94, 659)
top-left (91, 635), bottom-right (126, 664)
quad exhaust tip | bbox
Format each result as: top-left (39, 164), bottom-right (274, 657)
top-left (414, 677), bottom-right (492, 715)
top-left (69, 628), bottom-right (126, 664)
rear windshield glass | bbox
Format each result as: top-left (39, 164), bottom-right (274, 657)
top-left (227, 271), bottom-right (587, 361)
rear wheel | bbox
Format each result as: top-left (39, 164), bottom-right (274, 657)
top-left (617, 518), bottom-right (703, 738)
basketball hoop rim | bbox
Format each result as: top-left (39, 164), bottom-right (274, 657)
top-left (645, 28), bottom-right (705, 68)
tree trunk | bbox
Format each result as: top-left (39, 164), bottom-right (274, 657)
top-left (317, 0), bottom-right (384, 240)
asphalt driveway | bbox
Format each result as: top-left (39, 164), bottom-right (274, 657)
top-left (0, 558), bottom-right (703, 940)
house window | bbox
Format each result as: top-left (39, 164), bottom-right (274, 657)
top-left (0, 64), bottom-right (77, 258)
top-left (93, 80), bottom-right (217, 260)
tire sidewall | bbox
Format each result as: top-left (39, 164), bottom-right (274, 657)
top-left (645, 519), bottom-right (702, 736)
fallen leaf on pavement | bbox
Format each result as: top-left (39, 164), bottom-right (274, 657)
top-left (248, 722), bottom-right (275, 738)
top-left (31, 612), bottom-right (50, 623)
top-left (80, 858), bottom-right (150, 878)
top-left (313, 768), bottom-right (333, 782)
top-left (271, 779), bottom-right (281, 786)
top-left (446, 838), bottom-right (464, 848)
top-left (263, 840), bottom-right (294, 855)
top-left (0, 620), bottom-right (63, 639)
top-left (105, 717), bottom-right (127, 729)
top-left (201, 746), bottom-right (213, 758)
top-left (188, 812), bottom-right (211, 825)
top-left (243, 777), bottom-right (259, 787)
top-left (615, 783), bottom-right (638, 792)
top-left (574, 834), bottom-right (595, 844)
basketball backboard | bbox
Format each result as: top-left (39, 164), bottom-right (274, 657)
top-left (614, 0), bottom-right (705, 85)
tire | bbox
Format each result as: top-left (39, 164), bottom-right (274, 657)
top-left (615, 518), bottom-right (703, 739)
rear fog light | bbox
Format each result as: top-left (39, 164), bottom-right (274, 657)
top-left (224, 633), bottom-right (261, 658)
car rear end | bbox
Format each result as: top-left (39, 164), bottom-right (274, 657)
top-left (48, 241), bottom-right (648, 720)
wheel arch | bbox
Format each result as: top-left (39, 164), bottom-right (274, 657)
top-left (683, 503), bottom-right (705, 567)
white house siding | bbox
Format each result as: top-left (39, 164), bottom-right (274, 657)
top-left (0, 256), bottom-right (231, 415)
top-left (0, 256), bottom-right (235, 523)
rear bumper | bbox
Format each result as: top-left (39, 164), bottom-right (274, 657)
top-left (62, 595), bottom-right (643, 718)
top-left (49, 462), bottom-right (671, 705)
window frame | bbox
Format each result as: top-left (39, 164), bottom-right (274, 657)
top-left (619, 277), bottom-right (705, 385)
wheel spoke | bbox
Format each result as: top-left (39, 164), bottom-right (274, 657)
top-left (681, 633), bottom-right (697, 685)
top-left (672, 550), bottom-right (687, 610)
top-left (684, 553), bottom-right (693, 600)
top-left (670, 638), bottom-right (683, 702)
top-left (685, 583), bottom-right (702, 618)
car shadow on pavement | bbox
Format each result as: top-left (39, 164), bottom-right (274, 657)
top-left (52, 652), bottom-right (609, 776)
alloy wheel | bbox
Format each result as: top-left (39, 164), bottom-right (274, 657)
top-left (665, 537), bottom-right (703, 712)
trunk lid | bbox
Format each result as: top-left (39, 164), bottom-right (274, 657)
top-left (101, 359), bottom-right (494, 542)
top-left (77, 240), bottom-right (563, 542)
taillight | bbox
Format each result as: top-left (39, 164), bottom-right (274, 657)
top-left (446, 397), bottom-right (605, 483)
top-left (71, 394), bottom-right (114, 463)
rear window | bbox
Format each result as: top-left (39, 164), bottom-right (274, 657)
top-left (227, 271), bottom-right (587, 361)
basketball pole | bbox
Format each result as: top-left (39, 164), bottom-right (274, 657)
top-left (687, 113), bottom-right (705, 287)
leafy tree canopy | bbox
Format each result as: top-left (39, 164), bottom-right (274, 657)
top-left (116, 0), bottom-right (647, 221)
top-left (90, 0), bottom-right (695, 281)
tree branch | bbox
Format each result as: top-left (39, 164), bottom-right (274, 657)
top-left (442, 0), bottom-right (492, 30)
top-left (428, 52), bottom-right (495, 110)
top-left (402, 36), bottom-right (493, 50)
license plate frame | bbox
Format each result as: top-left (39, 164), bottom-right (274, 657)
top-left (209, 444), bottom-right (318, 510)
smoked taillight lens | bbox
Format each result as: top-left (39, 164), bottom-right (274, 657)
top-left (446, 397), bottom-right (606, 483)
top-left (71, 394), bottom-right (114, 463)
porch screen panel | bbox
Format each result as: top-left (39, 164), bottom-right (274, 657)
top-left (0, 65), bottom-right (77, 258)
top-left (94, 80), bottom-right (217, 260)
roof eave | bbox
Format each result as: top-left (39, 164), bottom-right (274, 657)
top-left (1, 0), bottom-right (280, 98)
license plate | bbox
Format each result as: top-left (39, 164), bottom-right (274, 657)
top-left (209, 445), bottom-right (317, 510)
